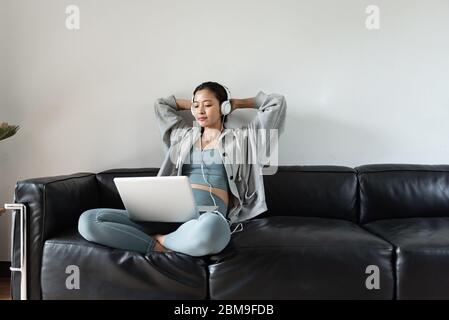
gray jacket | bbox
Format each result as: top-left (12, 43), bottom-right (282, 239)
top-left (154, 90), bottom-right (287, 224)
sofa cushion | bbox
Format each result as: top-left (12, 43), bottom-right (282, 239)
top-left (261, 166), bottom-right (358, 222)
top-left (364, 217), bottom-right (449, 299)
top-left (356, 164), bottom-right (449, 224)
top-left (41, 229), bottom-right (208, 299)
top-left (209, 216), bottom-right (394, 299)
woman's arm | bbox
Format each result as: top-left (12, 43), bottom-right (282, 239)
top-left (174, 98), bottom-right (192, 110)
top-left (231, 91), bottom-right (287, 134)
top-left (230, 97), bottom-right (256, 110)
top-left (154, 95), bottom-right (191, 153)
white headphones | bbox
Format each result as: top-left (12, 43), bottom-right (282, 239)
top-left (191, 84), bottom-right (232, 117)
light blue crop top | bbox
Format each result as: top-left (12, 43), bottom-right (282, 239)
top-left (182, 147), bottom-right (230, 191)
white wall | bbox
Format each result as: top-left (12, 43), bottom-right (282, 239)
top-left (1, 0), bottom-right (449, 261)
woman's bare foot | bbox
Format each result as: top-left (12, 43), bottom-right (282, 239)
top-left (151, 234), bottom-right (172, 253)
top-left (153, 234), bottom-right (166, 244)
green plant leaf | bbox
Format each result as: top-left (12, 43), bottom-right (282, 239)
top-left (0, 124), bottom-right (20, 141)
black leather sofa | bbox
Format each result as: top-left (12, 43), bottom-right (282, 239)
top-left (9, 164), bottom-right (449, 300)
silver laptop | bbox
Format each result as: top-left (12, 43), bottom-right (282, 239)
top-left (113, 176), bottom-right (218, 222)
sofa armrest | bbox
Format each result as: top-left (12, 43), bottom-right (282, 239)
top-left (11, 172), bottom-right (99, 300)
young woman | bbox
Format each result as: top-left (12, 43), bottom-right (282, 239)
top-left (78, 81), bottom-right (287, 257)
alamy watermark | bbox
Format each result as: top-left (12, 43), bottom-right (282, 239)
top-left (365, 265), bottom-right (380, 290)
top-left (365, 5), bottom-right (380, 30)
top-left (65, 265), bottom-right (80, 290)
top-left (169, 127), bottom-right (280, 176)
top-left (65, 5), bottom-right (80, 30)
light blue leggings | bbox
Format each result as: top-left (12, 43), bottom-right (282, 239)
top-left (78, 189), bottom-right (231, 257)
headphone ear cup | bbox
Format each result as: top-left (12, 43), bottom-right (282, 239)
top-left (221, 101), bottom-right (231, 116)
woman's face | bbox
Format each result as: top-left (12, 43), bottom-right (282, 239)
top-left (192, 89), bottom-right (222, 128)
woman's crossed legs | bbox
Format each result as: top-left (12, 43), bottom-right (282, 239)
top-left (78, 208), bottom-right (231, 257)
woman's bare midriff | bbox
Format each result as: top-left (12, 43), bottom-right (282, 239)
top-left (190, 139), bottom-right (232, 206)
top-left (191, 183), bottom-right (229, 206)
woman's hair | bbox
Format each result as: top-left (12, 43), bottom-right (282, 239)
top-left (193, 81), bottom-right (229, 130)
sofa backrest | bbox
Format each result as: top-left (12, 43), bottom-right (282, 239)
top-left (356, 164), bottom-right (449, 224)
top-left (260, 166), bottom-right (358, 222)
top-left (96, 166), bottom-right (359, 222)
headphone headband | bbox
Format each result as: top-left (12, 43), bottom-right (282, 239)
top-left (191, 83), bottom-right (231, 102)
top-left (222, 84), bottom-right (231, 101)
